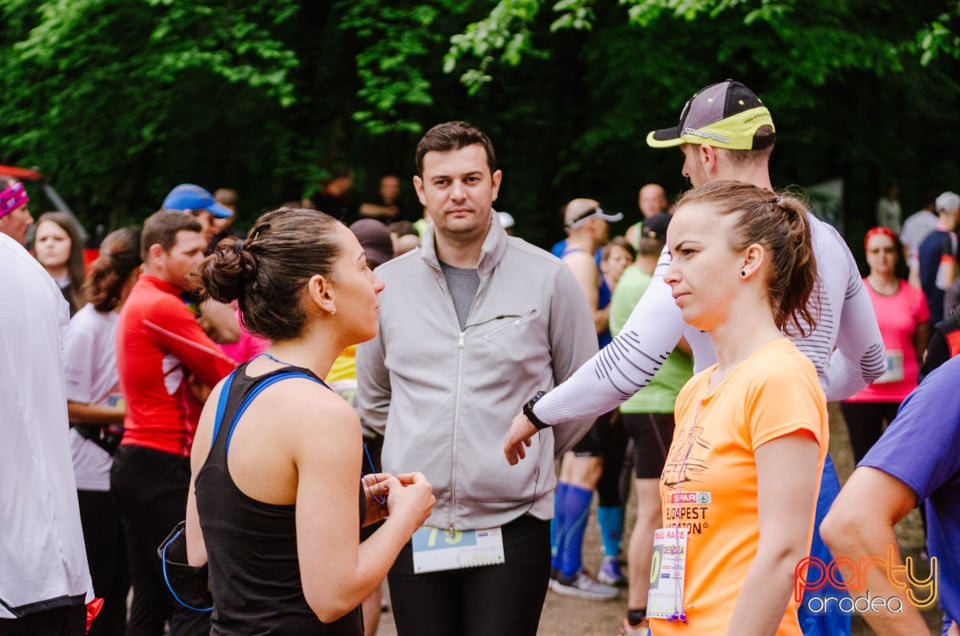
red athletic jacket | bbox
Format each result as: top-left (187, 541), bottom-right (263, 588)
top-left (116, 274), bottom-right (235, 456)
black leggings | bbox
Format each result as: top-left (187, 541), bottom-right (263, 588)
top-left (77, 489), bottom-right (129, 636)
top-left (572, 410), bottom-right (628, 507)
top-left (622, 412), bottom-right (675, 478)
top-left (596, 413), bottom-right (628, 507)
top-left (110, 446), bottom-right (209, 636)
top-left (839, 401), bottom-right (901, 464)
top-left (0, 604), bottom-right (85, 636)
top-left (387, 515), bottom-right (550, 636)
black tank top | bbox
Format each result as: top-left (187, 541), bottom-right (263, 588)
top-left (195, 363), bottom-right (365, 635)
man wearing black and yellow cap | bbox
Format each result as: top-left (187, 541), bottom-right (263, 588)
top-left (505, 79), bottom-right (885, 636)
top-left (646, 79), bottom-right (777, 190)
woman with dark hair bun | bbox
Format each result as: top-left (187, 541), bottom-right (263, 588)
top-left (185, 207), bottom-right (434, 635)
top-left (654, 181), bottom-right (828, 635)
top-left (34, 211), bottom-right (87, 315)
top-left (63, 226), bottom-right (142, 636)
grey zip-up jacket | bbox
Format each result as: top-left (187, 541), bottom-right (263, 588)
top-left (356, 212), bottom-right (597, 531)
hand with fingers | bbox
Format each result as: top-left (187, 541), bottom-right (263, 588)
top-left (387, 472), bottom-right (435, 531)
top-left (502, 413), bottom-right (539, 465)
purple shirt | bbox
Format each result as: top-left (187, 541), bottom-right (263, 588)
top-left (860, 355), bottom-right (960, 623)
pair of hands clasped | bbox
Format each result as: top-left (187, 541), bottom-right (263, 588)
top-left (361, 471), bottom-right (434, 528)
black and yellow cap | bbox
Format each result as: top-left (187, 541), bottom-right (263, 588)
top-left (646, 80), bottom-right (776, 151)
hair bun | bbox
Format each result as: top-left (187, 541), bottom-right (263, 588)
top-left (203, 237), bottom-right (256, 303)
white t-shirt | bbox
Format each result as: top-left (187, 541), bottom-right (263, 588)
top-left (0, 233), bottom-right (92, 618)
top-left (64, 304), bottom-right (121, 491)
top-left (900, 209), bottom-right (939, 267)
top-left (876, 197), bottom-right (902, 233)
top-left (535, 212), bottom-right (886, 424)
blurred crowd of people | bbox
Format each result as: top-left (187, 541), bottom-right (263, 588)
top-left (1, 79), bottom-right (958, 636)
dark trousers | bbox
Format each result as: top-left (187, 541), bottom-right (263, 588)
top-left (388, 515), bottom-right (551, 636)
top-left (595, 413), bottom-right (628, 507)
top-left (839, 401), bottom-right (900, 463)
top-left (0, 604), bottom-right (85, 636)
top-left (110, 446), bottom-right (209, 636)
top-left (77, 489), bottom-right (130, 636)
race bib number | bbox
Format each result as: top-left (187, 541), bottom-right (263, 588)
top-left (647, 527), bottom-right (688, 620)
top-left (411, 526), bottom-right (505, 573)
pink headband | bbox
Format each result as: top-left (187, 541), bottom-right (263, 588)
top-left (864, 226), bottom-right (898, 252)
top-left (0, 181), bottom-right (29, 219)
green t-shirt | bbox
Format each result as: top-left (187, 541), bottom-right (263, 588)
top-left (609, 265), bottom-right (693, 414)
top-left (627, 221), bottom-right (642, 252)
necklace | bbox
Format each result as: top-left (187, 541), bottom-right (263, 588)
top-left (262, 352), bottom-right (298, 367)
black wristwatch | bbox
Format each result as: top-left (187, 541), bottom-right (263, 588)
top-left (523, 391), bottom-right (550, 430)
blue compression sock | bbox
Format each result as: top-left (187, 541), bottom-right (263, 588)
top-left (557, 484), bottom-right (593, 578)
top-left (551, 483), bottom-right (569, 571)
top-left (597, 505), bottom-right (625, 558)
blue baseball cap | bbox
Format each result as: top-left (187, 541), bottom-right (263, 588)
top-left (162, 184), bottom-right (234, 219)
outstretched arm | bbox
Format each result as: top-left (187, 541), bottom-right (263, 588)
top-left (820, 468), bottom-right (928, 635)
top-left (822, 357), bottom-right (960, 634)
top-left (504, 249), bottom-right (687, 462)
top-left (534, 249), bottom-right (685, 425)
top-left (821, 248), bottom-right (885, 400)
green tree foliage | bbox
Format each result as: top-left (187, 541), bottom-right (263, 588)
top-left (915, 2), bottom-right (960, 65)
top-left (444, 0), bottom-right (943, 94)
top-left (0, 0), bottom-right (958, 252)
top-left (439, 0), bottom-right (960, 245)
top-left (0, 0), bottom-right (298, 226)
top-left (337, 1), bottom-right (443, 134)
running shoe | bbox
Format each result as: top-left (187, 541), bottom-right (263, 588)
top-left (598, 555), bottom-right (628, 587)
top-left (549, 570), bottom-right (619, 601)
top-left (619, 617), bottom-right (651, 635)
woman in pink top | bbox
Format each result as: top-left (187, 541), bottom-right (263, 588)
top-left (840, 226), bottom-right (929, 462)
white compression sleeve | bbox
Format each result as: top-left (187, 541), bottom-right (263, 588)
top-left (533, 247), bottom-right (712, 425)
top-left (533, 215), bottom-right (886, 426)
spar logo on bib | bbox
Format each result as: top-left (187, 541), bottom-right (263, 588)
top-left (795, 545), bottom-right (939, 615)
top-left (668, 492), bottom-right (711, 505)
top-left (665, 492), bottom-right (712, 534)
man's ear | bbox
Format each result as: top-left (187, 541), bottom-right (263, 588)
top-left (701, 144), bottom-right (719, 174)
top-left (146, 243), bottom-right (165, 265)
top-left (413, 175), bottom-right (426, 206)
top-left (490, 169), bottom-right (502, 203)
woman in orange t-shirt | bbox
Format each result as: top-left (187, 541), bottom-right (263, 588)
top-left (656, 181), bottom-right (828, 635)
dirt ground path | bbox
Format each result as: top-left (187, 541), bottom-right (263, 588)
top-left (376, 403), bottom-right (935, 635)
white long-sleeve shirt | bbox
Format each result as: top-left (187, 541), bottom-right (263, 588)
top-left (0, 233), bottom-right (92, 619)
top-left (534, 212), bottom-right (886, 425)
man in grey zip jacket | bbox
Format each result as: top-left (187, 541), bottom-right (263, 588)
top-left (356, 120), bottom-right (597, 636)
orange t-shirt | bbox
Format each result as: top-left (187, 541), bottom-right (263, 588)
top-left (654, 338), bottom-right (828, 635)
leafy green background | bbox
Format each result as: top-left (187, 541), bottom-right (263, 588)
top-left (2, 0), bottom-right (959, 254)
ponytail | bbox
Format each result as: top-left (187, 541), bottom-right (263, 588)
top-left (675, 181), bottom-right (818, 336)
